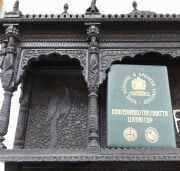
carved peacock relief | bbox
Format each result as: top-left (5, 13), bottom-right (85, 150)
top-left (46, 83), bottom-right (72, 148)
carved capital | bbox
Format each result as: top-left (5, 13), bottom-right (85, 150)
top-left (87, 25), bottom-right (99, 41)
top-left (0, 25), bottom-right (20, 90)
top-left (5, 25), bottom-right (20, 40)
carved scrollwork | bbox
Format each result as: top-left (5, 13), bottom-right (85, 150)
top-left (19, 49), bottom-right (87, 81)
top-left (99, 50), bottom-right (146, 84)
top-left (158, 49), bottom-right (180, 57)
top-left (99, 49), bottom-right (180, 84)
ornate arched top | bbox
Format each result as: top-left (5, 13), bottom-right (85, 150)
top-left (17, 49), bottom-right (88, 84)
top-left (99, 49), bottom-right (180, 84)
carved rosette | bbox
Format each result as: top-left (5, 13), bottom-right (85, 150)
top-left (86, 24), bottom-right (100, 152)
top-left (0, 24), bottom-right (20, 149)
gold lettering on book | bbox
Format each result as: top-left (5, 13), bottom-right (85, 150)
top-left (112, 109), bottom-right (168, 123)
top-left (128, 117), bottom-right (153, 123)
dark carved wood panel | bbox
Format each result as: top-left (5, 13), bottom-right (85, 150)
top-left (24, 69), bottom-right (88, 149)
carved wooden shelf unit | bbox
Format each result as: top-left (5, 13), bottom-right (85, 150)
top-left (1, 2), bottom-right (180, 170)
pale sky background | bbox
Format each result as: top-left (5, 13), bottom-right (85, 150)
top-left (1, 0), bottom-right (180, 170)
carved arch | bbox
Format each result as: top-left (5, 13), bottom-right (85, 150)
top-left (17, 49), bottom-right (88, 84)
top-left (99, 49), bottom-right (180, 84)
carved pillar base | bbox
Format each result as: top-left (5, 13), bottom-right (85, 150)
top-left (0, 90), bottom-right (13, 149)
top-left (87, 88), bottom-right (100, 153)
top-left (87, 133), bottom-right (100, 153)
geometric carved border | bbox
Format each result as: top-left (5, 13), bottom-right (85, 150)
top-left (1, 148), bottom-right (180, 162)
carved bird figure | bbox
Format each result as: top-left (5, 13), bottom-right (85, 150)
top-left (46, 83), bottom-right (72, 148)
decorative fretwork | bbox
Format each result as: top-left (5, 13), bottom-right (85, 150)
top-left (18, 49), bottom-right (87, 82)
top-left (99, 49), bottom-right (180, 84)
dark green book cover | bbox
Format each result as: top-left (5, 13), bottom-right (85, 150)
top-left (107, 64), bottom-right (176, 148)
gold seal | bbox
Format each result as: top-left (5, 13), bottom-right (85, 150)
top-left (123, 127), bottom-right (137, 141)
top-left (145, 127), bottom-right (158, 143)
top-left (132, 77), bottom-right (146, 90)
top-left (122, 73), bottom-right (157, 105)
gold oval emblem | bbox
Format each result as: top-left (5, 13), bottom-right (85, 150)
top-left (145, 127), bottom-right (159, 143)
top-left (123, 127), bottom-right (137, 141)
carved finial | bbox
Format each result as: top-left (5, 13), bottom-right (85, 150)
top-left (133, 1), bottom-right (137, 10)
top-left (4, 0), bottom-right (21, 17)
top-left (86, 0), bottom-right (100, 15)
top-left (13, 0), bottom-right (19, 13)
top-left (61, 3), bottom-right (69, 15)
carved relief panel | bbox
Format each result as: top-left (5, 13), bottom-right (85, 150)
top-left (24, 69), bottom-right (88, 149)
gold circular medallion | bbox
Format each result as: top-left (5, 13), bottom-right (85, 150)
top-left (123, 127), bottom-right (137, 141)
top-left (145, 127), bottom-right (159, 143)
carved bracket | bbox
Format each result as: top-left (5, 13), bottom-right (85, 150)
top-left (17, 49), bottom-right (88, 84)
top-left (99, 49), bottom-right (180, 84)
top-left (1, 24), bottom-right (20, 90)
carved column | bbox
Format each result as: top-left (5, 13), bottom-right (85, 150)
top-left (0, 25), bottom-right (20, 149)
top-left (86, 24), bottom-right (100, 153)
top-left (0, 90), bottom-right (13, 149)
top-left (14, 71), bottom-right (33, 149)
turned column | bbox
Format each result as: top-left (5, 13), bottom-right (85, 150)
top-left (14, 71), bottom-right (33, 149)
top-left (88, 87), bottom-right (99, 149)
top-left (0, 25), bottom-right (20, 149)
top-left (86, 24), bottom-right (100, 153)
top-left (14, 98), bottom-right (29, 149)
top-left (0, 90), bottom-right (13, 148)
